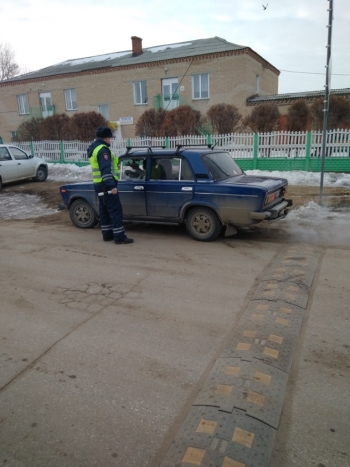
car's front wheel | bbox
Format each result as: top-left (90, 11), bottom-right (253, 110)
top-left (35, 165), bottom-right (48, 182)
top-left (186, 207), bottom-right (222, 241)
top-left (69, 199), bottom-right (99, 229)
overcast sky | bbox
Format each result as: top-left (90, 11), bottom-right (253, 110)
top-left (1, 0), bottom-right (349, 94)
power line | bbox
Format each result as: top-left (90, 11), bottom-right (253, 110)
top-left (280, 69), bottom-right (350, 76)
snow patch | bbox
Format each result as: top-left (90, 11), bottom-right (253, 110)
top-left (0, 193), bottom-right (57, 220)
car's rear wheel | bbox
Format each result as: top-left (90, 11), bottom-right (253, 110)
top-left (186, 207), bottom-right (222, 241)
top-left (69, 199), bottom-right (99, 229)
top-left (35, 165), bottom-right (48, 182)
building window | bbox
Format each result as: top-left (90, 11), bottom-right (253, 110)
top-left (98, 104), bottom-right (109, 120)
top-left (64, 88), bottom-right (77, 110)
top-left (256, 75), bottom-right (260, 93)
top-left (192, 74), bottom-right (209, 100)
top-left (17, 94), bottom-right (29, 115)
top-left (133, 81), bottom-right (148, 105)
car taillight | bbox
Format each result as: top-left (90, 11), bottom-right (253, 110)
top-left (61, 189), bottom-right (67, 193)
top-left (265, 191), bottom-right (277, 205)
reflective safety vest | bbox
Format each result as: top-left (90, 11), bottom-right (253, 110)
top-left (89, 144), bottom-right (119, 183)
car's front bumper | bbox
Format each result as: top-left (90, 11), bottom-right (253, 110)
top-left (250, 199), bottom-right (293, 221)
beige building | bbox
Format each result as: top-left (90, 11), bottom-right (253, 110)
top-left (0, 36), bottom-right (279, 142)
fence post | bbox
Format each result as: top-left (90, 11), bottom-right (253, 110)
top-left (59, 141), bottom-right (65, 163)
top-left (253, 134), bottom-right (258, 169)
top-left (29, 141), bottom-right (34, 157)
top-left (207, 134), bottom-right (212, 146)
top-left (165, 137), bottom-right (169, 148)
top-left (305, 131), bottom-right (311, 171)
top-left (127, 138), bottom-right (131, 147)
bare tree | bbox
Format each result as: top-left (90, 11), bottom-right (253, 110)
top-left (286, 100), bottom-right (310, 131)
top-left (0, 43), bottom-right (20, 80)
top-left (160, 106), bottom-right (201, 136)
top-left (135, 109), bottom-right (167, 137)
top-left (15, 118), bottom-right (43, 141)
top-left (207, 103), bottom-right (242, 134)
top-left (40, 114), bottom-right (71, 140)
top-left (63, 111), bottom-right (109, 141)
top-left (243, 103), bottom-right (280, 132)
top-left (310, 95), bottom-right (350, 130)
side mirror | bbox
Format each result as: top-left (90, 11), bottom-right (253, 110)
top-left (28, 154), bottom-right (33, 159)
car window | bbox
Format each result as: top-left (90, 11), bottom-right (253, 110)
top-left (202, 152), bottom-right (243, 181)
top-left (179, 158), bottom-right (194, 181)
top-left (0, 147), bottom-right (12, 161)
top-left (10, 147), bottom-right (29, 160)
top-left (149, 157), bottom-right (194, 181)
top-left (119, 157), bottom-right (146, 181)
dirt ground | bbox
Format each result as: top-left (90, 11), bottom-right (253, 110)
top-left (1, 179), bottom-right (349, 467)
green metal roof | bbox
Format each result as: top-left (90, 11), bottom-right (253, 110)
top-left (5, 37), bottom-right (248, 82)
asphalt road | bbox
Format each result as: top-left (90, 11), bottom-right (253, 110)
top-left (0, 216), bottom-right (349, 467)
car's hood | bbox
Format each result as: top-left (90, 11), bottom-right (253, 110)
top-left (221, 174), bottom-right (288, 190)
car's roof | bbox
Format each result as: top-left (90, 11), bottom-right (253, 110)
top-left (119, 147), bottom-right (228, 157)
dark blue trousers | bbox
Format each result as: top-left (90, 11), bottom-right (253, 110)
top-left (94, 185), bottom-right (126, 241)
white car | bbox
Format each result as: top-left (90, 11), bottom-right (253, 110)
top-left (0, 144), bottom-right (48, 191)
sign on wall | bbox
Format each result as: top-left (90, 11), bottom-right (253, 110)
top-left (119, 117), bottom-right (134, 125)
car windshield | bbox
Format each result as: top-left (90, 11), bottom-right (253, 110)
top-left (202, 152), bottom-right (243, 181)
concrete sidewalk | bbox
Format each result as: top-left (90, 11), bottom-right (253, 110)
top-left (271, 247), bottom-right (350, 467)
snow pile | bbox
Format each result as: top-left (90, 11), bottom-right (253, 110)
top-left (245, 170), bottom-right (350, 187)
top-left (47, 163), bottom-right (92, 181)
top-left (0, 193), bottom-right (57, 220)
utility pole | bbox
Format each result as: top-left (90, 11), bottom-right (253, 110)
top-left (319, 0), bottom-right (334, 204)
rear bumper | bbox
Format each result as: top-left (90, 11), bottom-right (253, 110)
top-left (58, 203), bottom-right (67, 211)
top-left (250, 199), bottom-right (293, 221)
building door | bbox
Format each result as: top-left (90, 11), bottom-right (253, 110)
top-left (162, 78), bottom-right (179, 110)
top-left (39, 92), bottom-right (53, 118)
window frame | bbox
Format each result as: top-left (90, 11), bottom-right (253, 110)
top-left (256, 74), bottom-right (260, 94)
top-left (17, 94), bottom-right (29, 115)
top-left (98, 104), bottom-right (110, 120)
top-left (192, 73), bottom-right (209, 100)
top-left (9, 146), bottom-right (29, 160)
top-left (0, 147), bottom-right (12, 161)
top-left (133, 80), bottom-right (148, 105)
top-left (119, 157), bottom-right (146, 181)
top-left (64, 88), bottom-right (78, 111)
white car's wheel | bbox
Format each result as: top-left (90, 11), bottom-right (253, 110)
top-left (35, 165), bottom-right (48, 182)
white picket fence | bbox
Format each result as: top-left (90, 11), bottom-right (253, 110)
top-left (16, 129), bottom-right (350, 163)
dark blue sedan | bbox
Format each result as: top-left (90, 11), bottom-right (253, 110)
top-left (59, 146), bottom-right (292, 241)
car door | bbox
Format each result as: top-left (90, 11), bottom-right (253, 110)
top-left (118, 156), bottom-right (147, 217)
top-left (0, 147), bottom-right (18, 182)
top-left (146, 156), bottom-right (194, 219)
top-left (9, 146), bottom-right (35, 178)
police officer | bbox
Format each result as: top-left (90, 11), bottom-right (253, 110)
top-left (87, 126), bottom-right (133, 244)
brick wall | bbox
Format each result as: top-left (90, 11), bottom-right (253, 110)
top-left (0, 52), bottom-right (279, 142)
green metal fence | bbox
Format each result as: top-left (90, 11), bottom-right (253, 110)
top-left (16, 129), bottom-right (350, 173)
